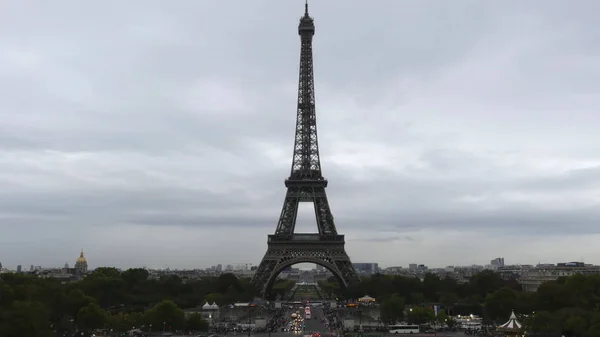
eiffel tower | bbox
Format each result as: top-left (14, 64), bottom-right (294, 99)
top-left (251, 2), bottom-right (360, 298)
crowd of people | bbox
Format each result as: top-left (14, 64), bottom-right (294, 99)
top-left (205, 307), bottom-right (288, 335)
top-left (265, 308), bottom-right (287, 332)
top-left (323, 305), bottom-right (343, 332)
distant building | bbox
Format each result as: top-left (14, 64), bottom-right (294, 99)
top-left (74, 250), bottom-right (88, 278)
top-left (353, 263), bottom-right (379, 274)
top-left (520, 263), bottom-right (600, 291)
top-left (17, 265), bottom-right (22, 273)
top-left (490, 258), bottom-right (505, 268)
top-left (409, 264), bottom-right (418, 270)
top-left (557, 261), bottom-right (585, 267)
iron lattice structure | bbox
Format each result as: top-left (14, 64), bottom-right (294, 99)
top-left (252, 3), bottom-right (360, 298)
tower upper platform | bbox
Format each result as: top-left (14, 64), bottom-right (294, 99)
top-left (298, 1), bottom-right (315, 35)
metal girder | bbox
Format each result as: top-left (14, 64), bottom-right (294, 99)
top-left (252, 4), bottom-right (360, 298)
top-left (252, 242), bottom-right (360, 298)
top-left (274, 186), bottom-right (336, 236)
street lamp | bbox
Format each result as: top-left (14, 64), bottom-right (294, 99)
top-left (248, 306), bottom-right (252, 337)
top-left (163, 321), bottom-right (166, 332)
top-left (358, 308), bottom-right (363, 332)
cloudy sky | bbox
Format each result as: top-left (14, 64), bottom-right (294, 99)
top-left (1, 0), bottom-right (599, 270)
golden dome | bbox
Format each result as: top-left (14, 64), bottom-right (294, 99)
top-left (76, 250), bottom-right (87, 264)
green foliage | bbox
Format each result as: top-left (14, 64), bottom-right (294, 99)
top-left (143, 300), bottom-right (186, 330)
top-left (379, 294), bottom-right (405, 324)
top-left (77, 302), bottom-right (108, 330)
top-left (0, 300), bottom-right (53, 337)
top-left (408, 306), bottom-right (434, 324)
top-left (186, 313), bottom-right (209, 331)
top-left (320, 270), bottom-right (518, 314)
top-left (5, 269), bottom-right (600, 336)
top-left (0, 271), bottom-right (250, 334)
top-left (319, 272), bottom-right (600, 336)
top-left (484, 286), bottom-right (519, 321)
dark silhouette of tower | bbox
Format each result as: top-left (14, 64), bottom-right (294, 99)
top-left (251, 2), bottom-right (360, 298)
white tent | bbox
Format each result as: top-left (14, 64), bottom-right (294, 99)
top-left (497, 310), bottom-right (522, 332)
top-left (210, 302), bottom-right (219, 310)
top-left (202, 302), bottom-right (211, 310)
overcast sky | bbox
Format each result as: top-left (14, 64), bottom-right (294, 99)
top-left (1, 0), bottom-right (599, 270)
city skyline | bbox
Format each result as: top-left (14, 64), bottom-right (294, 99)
top-left (1, 1), bottom-right (599, 268)
top-left (0, 252), bottom-right (591, 272)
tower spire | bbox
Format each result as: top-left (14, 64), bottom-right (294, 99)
top-left (298, 1), bottom-right (314, 35)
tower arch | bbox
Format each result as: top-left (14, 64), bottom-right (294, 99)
top-left (264, 256), bottom-right (348, 298)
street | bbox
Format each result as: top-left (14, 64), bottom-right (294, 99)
top-left (303, 307), bottom-right (330, 333)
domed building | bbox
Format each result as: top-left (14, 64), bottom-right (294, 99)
top-left (74, 250), bottom-right (88, 277)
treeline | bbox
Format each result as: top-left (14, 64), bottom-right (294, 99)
top-left (0, 267), bottom-right (295, 337)
top-left (320, 271), bottom-right (600, 336)
top-left (4, 267), bottom-right (600, 337)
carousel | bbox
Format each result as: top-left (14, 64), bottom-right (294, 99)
top-left (358, 295), bottom-right (376, 303)
top-left (496, 310), bottom-right (524, 337)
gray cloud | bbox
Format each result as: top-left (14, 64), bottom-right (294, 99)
top-left (0, 0), bottom-right (599, 269)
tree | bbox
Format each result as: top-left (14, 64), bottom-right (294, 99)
top-left (121, 268), bottom-right (149, 288)
top-left (422, 274), bottom-right (442, 302)
top-left (536, 281), bottom-right (574, 312)
top-left (144, 300), bottom-right (186, 331)
top-left (409, 292), bottom-right (425, 305)
top-left (87, 267), bottom-right (121, 279)
top-left (186, 313), bottom-right (209, 331)
top-left (0, 269), bottom-right (258, 333)
top-left (77, 302), bottom-right (108, 331)
top-left (318, 281), bottom-right (339, 298)
top-left (555, 307), bottom-right (589, 337)
top-left (485, 287), bottom-right (519, 321)
top-left (205, 293), bottom-right (226, 306)
top-left (526, 311), bottom-right (560, 333)
top-left (439, 292), bottom-right (460, 308)
top-left (0, 301), bottom-right (53, 337)
top-left (469, 271), bottom-right (506, 298)
top-left (107, 312), bottom-right (143, 332)
top-left (380, 294), bottom-right (405, 324)
top-left (217, 273), bottom-right (243, 293)
top-left (586, 322), bottom-right (600, 337)
top-left (64, 289), bottom-right (96, 318)
top-left (8, 265), bottom-right (600, 337)
top-left (407, 306), bottom-right (434, 325)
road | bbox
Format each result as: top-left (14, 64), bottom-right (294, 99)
top-left (303, 307), bottom-right (330, 334)
top-left (208, 306), bottom-right (330, 337)
top-left (261, 306), bottom-right (331, 337)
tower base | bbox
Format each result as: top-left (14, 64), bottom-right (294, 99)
top-left (252, 234), bottom-right (360, 298)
